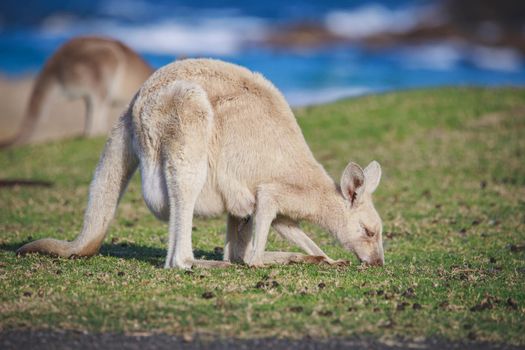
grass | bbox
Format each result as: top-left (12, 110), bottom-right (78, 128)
top-left (0, 87), bottom-right (524, 344)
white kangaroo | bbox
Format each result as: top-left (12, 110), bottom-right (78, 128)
top-left (0, 36), bottom-right (153, 148)
top-left (17, 58), bottom-right (384, 268)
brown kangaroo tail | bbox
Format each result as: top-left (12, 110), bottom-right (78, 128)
top-left (0, 64), bottom-right (57, 148)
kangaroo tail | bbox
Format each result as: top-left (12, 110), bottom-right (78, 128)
top-left (0, 64), bottom-right (57, 148)
top-left (16, 239), bottom-right (77, 258)
top-left (17, 108), bottom-right (138, 258)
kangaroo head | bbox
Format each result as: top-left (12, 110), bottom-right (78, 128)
top-left (338, 160), bottom-right (384, 266)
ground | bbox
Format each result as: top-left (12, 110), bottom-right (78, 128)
top-left (0, 87), bottom-right (524, 348)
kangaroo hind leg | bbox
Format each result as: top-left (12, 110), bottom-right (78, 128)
top-left (84, 93), bottom-right (110, 137)
top-left (150, 81), bottom-right (229, 269)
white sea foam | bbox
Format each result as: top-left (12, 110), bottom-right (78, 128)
top-left (399, 41), bottom-right (523, 72)
top-left (469, 46), bottom-right (522, 72)
top-left (40, 15), bottom-right (268, 56)
top-left (285, 86), bottom-right (372, 107)
top-left (400, 42), bottom-right (463, 70)
top-left (324, 4), bottom-right (440, 39)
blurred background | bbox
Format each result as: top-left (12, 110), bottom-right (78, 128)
top-left (0, 0), bottom-right (524, 107)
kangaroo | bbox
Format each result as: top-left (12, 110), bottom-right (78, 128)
top-left (0, 36), bottom-right (153, 148)
top-left (17, 58), bottom-right (384, 268)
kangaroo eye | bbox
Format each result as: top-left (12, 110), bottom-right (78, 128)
top-left (364, 227), bottom-right (375, 237)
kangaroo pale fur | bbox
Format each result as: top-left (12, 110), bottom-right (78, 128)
top-left (17, 58), bottom-right (384, 268)
top-left (0, 36), bottom-right (153, 148)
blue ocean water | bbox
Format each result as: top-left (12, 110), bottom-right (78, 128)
top-left (0, 0), bottom-right (524, 106)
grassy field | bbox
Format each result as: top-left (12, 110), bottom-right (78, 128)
top-left (0, 87), bottom-right (524, 344)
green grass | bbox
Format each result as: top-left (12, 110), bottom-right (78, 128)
top-left (1, 87), bottom-right (524, 344)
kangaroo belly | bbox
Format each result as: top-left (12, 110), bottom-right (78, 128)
top-left (141, 163), bottom-right (169, 221)
top-left (194, 184), bottom-right (225, 217)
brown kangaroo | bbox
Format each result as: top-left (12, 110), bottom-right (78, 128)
top-left (0, 36), bottom-right (153, 148)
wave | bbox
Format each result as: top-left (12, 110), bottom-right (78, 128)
top-left (399, 42), bottom-right (523, 72)
top-left (40, 15), bottom-right (268, 56)
top-left (469, 46), bottom-right (522, 72)
top-left (399, 43), bottom-right (463, 70)
top-left (324, 4), bottom-right (440, 39)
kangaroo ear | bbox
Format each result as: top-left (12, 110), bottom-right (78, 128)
top-left (341, 162), bottom-right (365, 206)
top-left (364, 160), bottom-right (381, 193)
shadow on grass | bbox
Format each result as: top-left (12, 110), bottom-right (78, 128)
top-left (0, 241), bottom-right (223, 267)
top-left (0, 179), bottom-right (53, 188)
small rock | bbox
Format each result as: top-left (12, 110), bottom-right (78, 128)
top-left (201, 291), bottom-right (215, 299)
top-left (318, 310), bottom-right (333, 317)
top-left (439, 301), bottom-right (449, 309)
top-left (378, 319), bottom-right (395, 328)
top-left (509, 244), bottom-right (525, 252)
top-left (470, 300), bottom-right (492, 312)
top-left (487, 266), bottom-right (503, 274)
top-left (182, 332), bottom-right (194, 343)
top-left (402, 287), bottom-right (416, 298)
top-left (488, 219), bottom-right (500, 226)
top-left (289, 306), bottom-right (303, 313)
top-left (397, 302), bottom-right (410, 311)
top-left (383, 292), bottom-right (394, 300)
top-left (506, 298), bottom-right (518, 310)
